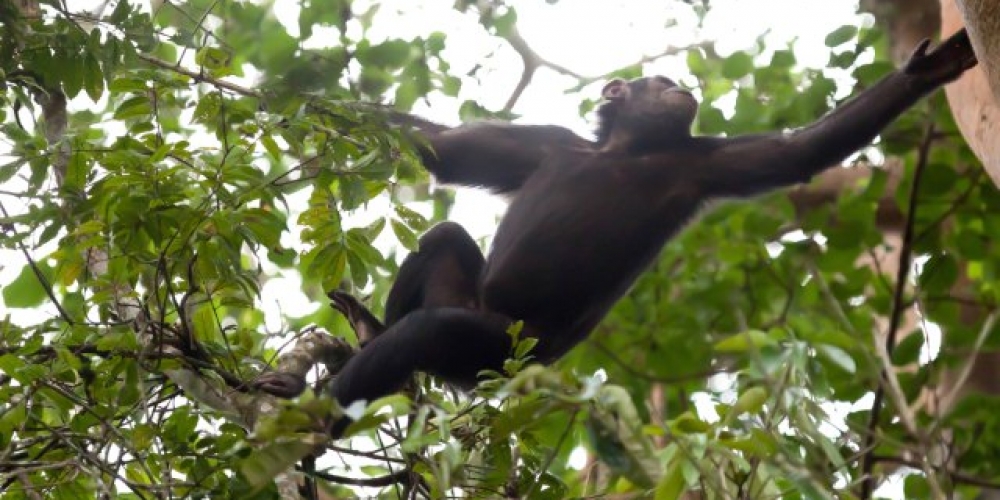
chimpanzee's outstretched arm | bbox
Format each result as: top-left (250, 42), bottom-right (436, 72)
top-left (702, 29), bottom-right (976, 198)
top-left (431, 123), bottom-right (590, 193)
top-left (388, 111), bottom-right (591, 194)
top-left (328, 308), bottom-right (513, 435)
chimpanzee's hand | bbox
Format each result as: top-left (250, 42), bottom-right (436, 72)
top-left (328, 290), bottom-right (383, 344)
top-left (904, 29), bottom-right (978, 87)
top-left (327, 290), bottom-right (366, 327)
top-left (252, 372), bottom-right (307, 398)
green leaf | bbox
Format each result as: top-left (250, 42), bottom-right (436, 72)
top-left (61, 48), bottom-right (85, 98)
top-left (654, 453), bottom-right (687, 500)
top-left (669, 412), bottom-right (711, 434)
top-left (308, 244), bottom-right (347, 289)
top-left (192, 304), bottom-right (220, 345)
top-left (192, 93), bottom-right (222, 123)
top-left (394, 205), bottom-right (428, 230)
top-left (587, 386), bottom-right (660, 488)
top-left (238, 208), bottom-right (287, 249)
top-left (358, 68), bottom-right (395, 96)
top-left (357, 39), bottom-right (412, 69)
top-left (83, 53), bottom-right (104, 102)
top-left (730, 386), bottom-right (768, 416)
top-left (513, 337), bottom-right (538, 360)
top-left (919, 253), bottom-right (959, 291)
top-left (239, 437), bottom-right (319, 487)
top-left (817, 345), bottom-right (857, 373)
top-left (113, 95), bottom-right (152, 119)
top-left (0, 158), bottom-right (27, 185)
top-left (391, 219), bottom-right (418, 251)
top-left (109, 76), bottom-right (148, 93)
top-left (891, 330), bottom-right (925, 367)
top-left (720, 431), bottom-right (779, 457)
top-left (721, 51), bottom-right (754, 79)
top-left (2, 265), bottom-right (49, 308)
top-left (770, 49), bottom-right (795, 68)
top-left (0, 355), bottom-right (27, 379)
top-left (824, 25), bottom-right (858, 47)
top-left (854, 61), bottom-right (894, 85)
top-left (714, 329), bottom-right (777, 353)
top-left (260, 134), bottom-right (282, 161)
top-left (195, 47), bottom-right (231, 71)
top-left (441, 75), bottom-right (462, 97)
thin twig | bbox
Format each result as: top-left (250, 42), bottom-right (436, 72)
top-left (934, 311), bottom-right (1000, 418)
top-left (872, 455), bottom-right (1000, 491)
top-left (859, 121), bottom-right (938, 499)
top-left (137, 53), bottom-right (263, 99)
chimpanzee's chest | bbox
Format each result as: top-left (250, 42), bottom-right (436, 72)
top-left (480, 153), bottom-right (700, 328)
top-left (508, 153), bottom-right (694, 230)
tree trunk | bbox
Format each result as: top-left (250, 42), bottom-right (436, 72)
top-left (941, 0), bottom-right (1000, 181)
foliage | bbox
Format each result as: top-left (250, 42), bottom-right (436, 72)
top-left (1, 1), bottom-right (998, 499)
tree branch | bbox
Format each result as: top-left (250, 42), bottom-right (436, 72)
top-left (137, 53), bottom-right (263, 99)
top-left (485, 4), bottom-right (710, 113)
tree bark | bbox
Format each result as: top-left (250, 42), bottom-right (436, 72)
top-left (941, 0), bottom-right (1000, 182)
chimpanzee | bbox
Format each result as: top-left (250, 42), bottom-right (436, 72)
top-left (254, 30), bottom-right (976, 436)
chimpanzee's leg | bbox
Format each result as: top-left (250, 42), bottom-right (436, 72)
top-left (328, 308), bottom-right (512, 435)
top-left (324, 222), bottom-right (495, 437)
top-left (329, 221), bottom-right (484, 343)
top-left (384, 221), bottom-right (484, 325)
top-left (259, 223), bottom-right (487, 403)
